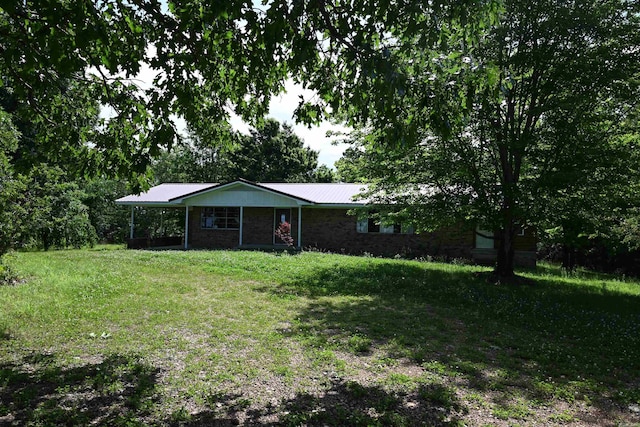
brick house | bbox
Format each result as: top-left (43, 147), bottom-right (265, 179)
top-left (116, 179), bottom-right (536, 266)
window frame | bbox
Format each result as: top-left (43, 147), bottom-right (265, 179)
top-left (200, 207), bottom-right (240, 230)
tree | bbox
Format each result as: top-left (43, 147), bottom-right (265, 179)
top-left (279, 0), bottom-right (640, 278)
top-left (21, 166), bottom-right (98, 250)
top-left (311, 164), bottom-right (337, 183)
top-left (229, 119), bottom-right (319, 182)
top-left (82, 178), bottom-right (131, 243)
top-left (0, 110), bottom-right (27, 258)
top-left (152, 120), bottom-right (323, 183)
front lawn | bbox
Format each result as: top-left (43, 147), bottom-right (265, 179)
top-left (0, 248), bottom-right (639, 426)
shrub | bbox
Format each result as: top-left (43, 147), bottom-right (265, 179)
top-left (275, 221), bottom-right (294, 246)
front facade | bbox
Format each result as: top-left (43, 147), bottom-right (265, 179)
top-left (116, 179), bottom-right (536, 266)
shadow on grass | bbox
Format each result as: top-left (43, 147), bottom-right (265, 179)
top-left (0, 352), bottom-right (160, 426)
top-left (169, 378), bottom-right (465, 426)
top-left (259, 260), bottom-right (640, 418)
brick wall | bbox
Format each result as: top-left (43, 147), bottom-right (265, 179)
top-left (301, 208), bottom-right (474, 259)
top-left (514, 230), bottom-right (536, 252)
top-left (187, 205), bottom-right (535, 263)
top-left (242, 207), bottom-right (273, 245)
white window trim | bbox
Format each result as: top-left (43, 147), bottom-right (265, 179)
top-left (201, 207), bottom-right (240, 230)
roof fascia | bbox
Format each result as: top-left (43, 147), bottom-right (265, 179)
top-left (114, 201), bottom-right (184, 207)
top-left (171, 179), bottom-right (316, 205)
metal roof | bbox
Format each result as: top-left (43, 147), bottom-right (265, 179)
top-left (116, 181), bottom-right (369, 206)
top-left (116, 183), bottom-right (216, 204)
top-left (261, 183), bottom-right (368, 204)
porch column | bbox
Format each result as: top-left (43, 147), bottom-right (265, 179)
top-left (129, 206), bottom-right (135, 239)
top-left (297, 206), bottom-right (302, 248)
top-left (239, 206), bottom-right (244, 246)
top-left (184, 206), bottom-right (189, 249)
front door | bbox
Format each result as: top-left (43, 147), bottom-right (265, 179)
top-left (274, 208), bottom-right (292, 245)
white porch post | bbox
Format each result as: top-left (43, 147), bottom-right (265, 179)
top-left (184, 206), bottom-right (189, 249)
top-left (239, 206), bottom-right (244, 247)
top-left (129, 206), bottom-right (135, 239)
top-left (297, 206), bottom-right (302, 248)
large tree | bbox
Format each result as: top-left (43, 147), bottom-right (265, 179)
top-left (277, 0), bottom-right (640, 277)
top-left (152, 119), bottom-right (323, 183)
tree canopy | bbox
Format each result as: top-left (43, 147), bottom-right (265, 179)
top-left (152, 119), bottom-right (330, 183)
top-left (322, 0), bottom-right (640, 276)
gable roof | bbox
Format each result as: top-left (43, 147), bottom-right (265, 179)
top-left (115, 180), bottom-right (369, 206)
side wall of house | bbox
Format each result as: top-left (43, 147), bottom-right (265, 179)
top-left (188, 205), bottom-right (535, 266)
top-left (301, 208), bottom-right (474, 259)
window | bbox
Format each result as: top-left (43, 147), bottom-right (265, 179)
top-left (201, 207), bottom-right (240, 229)
top-left (357, 217), bottom-right (414, 234)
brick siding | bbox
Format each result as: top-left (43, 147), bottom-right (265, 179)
top-left (242, 207), bottom-right (273, 245)
top-left (301, 208), bottom-right (474, 259)
top-left (188, 206), bottom-right (535, 264)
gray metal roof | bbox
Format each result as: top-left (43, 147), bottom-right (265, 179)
top-left (116, 181), bottom-right (369, 205)
top-left (261, 183), bottom-right (368, 204)
top-left (116, 183), bottom-right (216, 204)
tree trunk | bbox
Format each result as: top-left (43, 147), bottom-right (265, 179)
top-left (495, 225), bottom-right (516, 278)
top-left (561, 244), bottom-right (576, 272)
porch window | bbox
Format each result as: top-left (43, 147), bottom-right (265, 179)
top-left (201, 207), bottom-right (240, 229)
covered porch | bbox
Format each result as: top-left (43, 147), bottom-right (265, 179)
top-left (117, 180), bottom-right (314, 250)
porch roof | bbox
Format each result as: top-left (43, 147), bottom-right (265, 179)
top-left (116, 180), bottom-right (369, 207)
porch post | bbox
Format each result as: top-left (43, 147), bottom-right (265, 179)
top-left (239, 206), bottom-right (244, 247)
top-left (297, 206), bottom-right (302, 248)
top-left (129, 206), bottom-right (135, 239)
top-left (184, 206), bottom-right (189, 249)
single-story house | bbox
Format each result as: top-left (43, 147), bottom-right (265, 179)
top-left (116, 179), bottom-right (536, 266)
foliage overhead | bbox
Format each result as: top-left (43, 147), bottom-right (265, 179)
top-left (321, 0), bottom-right (640, 276)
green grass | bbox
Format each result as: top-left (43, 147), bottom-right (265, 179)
top-left (1, 248), bottom-right (639, 425)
